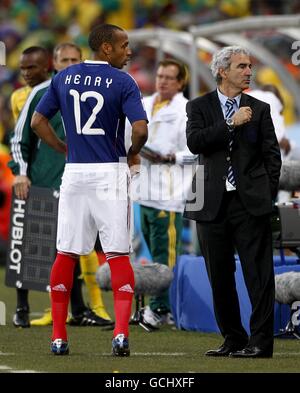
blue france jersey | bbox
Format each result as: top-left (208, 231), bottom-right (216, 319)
top-left (35, 61), bottom-right (148, 163)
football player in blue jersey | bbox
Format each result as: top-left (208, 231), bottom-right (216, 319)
top-left (31, 24), bottom-right (148, 357)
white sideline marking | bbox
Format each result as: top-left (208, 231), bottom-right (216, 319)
top-left (274, 352), bottom-right (300, 356)
top-left (0, 301), bottom-right (5, 325)
top-left (0, 365), bottom-right (41, 373)
top-left (102, 352), bottom-right (186, 356)
top-left (10, 370), bottom-right (41, 373)
top-left (0, 352), bottom-right (15, 356)
top-left (134, 352), bottom-right (186, 356)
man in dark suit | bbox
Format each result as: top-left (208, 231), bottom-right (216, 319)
top-left (184, 46), bottom-right (281, 358)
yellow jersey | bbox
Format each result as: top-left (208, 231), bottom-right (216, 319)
top-left (10, 85), bottom-right (32, 123)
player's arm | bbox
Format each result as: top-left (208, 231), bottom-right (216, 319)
top-left (123, 76), bottom-right (148, 168)
top-left (127, 120), bottom-right (148, 170)
top-left (129, 120), bottom-right (148, 154)
top-left (9, 93), bottom-right (38, 199)
top-left (9, 112), bottom-right (32, 200)
top-left (31, 76), bottom-right (66, 153)
top-left (31, 111), bottom-right (66, 154)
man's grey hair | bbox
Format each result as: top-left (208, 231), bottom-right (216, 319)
top-left (211, 46), bottom-right (250, 84)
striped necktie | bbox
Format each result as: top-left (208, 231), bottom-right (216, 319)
top-left (225, 98), bottom-right (236, 188)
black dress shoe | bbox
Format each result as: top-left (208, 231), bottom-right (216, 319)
top-left (205, 343), bottom-right (244, 357)
top-left (229, 346), bottom-right (273, 358)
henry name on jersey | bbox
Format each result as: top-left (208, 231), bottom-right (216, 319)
top-left (64, 74), bottom-right (113, 88)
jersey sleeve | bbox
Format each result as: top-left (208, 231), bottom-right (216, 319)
top-left (35, 77), bottom-right (60, 119)
top-left (122, 75), bottom-right (148, 124)
top-left (8, 93), bottom-right (40, 176)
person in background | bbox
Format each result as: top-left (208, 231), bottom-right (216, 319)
top-left (1, 47), bottom-right (49, 267)
top-left (184, 46), bottom-right (281, 358)
top-left (31, 24), bottom-right (148, 356)
top-left (11, 46), bottom-right (49, 123)
top-left (9, 46), bottom-right (49, 328)
top-left (126, 59), bottom-right (197, 329)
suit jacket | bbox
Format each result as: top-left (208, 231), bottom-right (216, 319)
top-left (184, 90), bottom-right (282, 222)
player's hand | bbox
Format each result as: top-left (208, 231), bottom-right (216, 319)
top-left (232, 106), bottom-right (252, 126)
top-left (13, 175), bottom-right (31, 200)
top-left (127, 150), bottom-right (141, 177)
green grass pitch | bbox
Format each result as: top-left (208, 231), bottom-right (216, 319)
top-left (0, 267), bottom-right (300, 373)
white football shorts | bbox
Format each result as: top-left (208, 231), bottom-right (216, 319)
top-left (56, 163), bottom-right (131, 255)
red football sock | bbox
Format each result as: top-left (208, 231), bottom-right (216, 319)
top-left (50, 252), bottom-right (78, 341)
top-left (107, 255), bottom-right (134, 337)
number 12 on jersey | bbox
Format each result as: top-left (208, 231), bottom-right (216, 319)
top-left (70, 89), bottom-right (105, 135)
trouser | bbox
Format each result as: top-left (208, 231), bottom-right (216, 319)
top-left (140, 205), bottom-right (182, 313)
top-left (196, 191), bottom-right (274, 350)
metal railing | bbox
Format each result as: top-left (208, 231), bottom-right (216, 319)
top-left (128, 15), bottom-right (300, 113)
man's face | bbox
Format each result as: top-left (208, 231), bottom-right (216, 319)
top-left (20, 52), bottom-right (48, 87)
top-left (53, 46), bottom-right (81, 72)
top-left (155, 65), bottom-right (183, 101)
top-left (221, 53), bottom-right (252, 92)
top-left (107, 30), bottom-right (132, 69)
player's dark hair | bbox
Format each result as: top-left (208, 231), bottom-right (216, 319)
top-left (22, 46), bottom-right (48, 58)
top-left (88, 24), bottom-right (124, 52)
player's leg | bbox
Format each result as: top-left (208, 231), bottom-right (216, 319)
top-left (105, 252), bottom-right (133, 356)
top-left (105, 252), bottom-right (134, 336)
top-left (32, 264), bottom-right (87, 328)
top-left (50, 251), bottom-right (78, 355)
top-left (148, 209), bottom-right (182, 324)
top-left (80, 250), bottom-right (113, 322)
top-left (31, 266), bottom-right (86, 327)
top-left (69, 261), bottom-right (87, 319)
top-left (50, 165), bottom-right (96, 354)
top-left (13, 288), bottom-right (30, 328)
top-left (91, 164), bottom-right (133, 356)
top-left (69, 254), bottom-right (113, 327)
